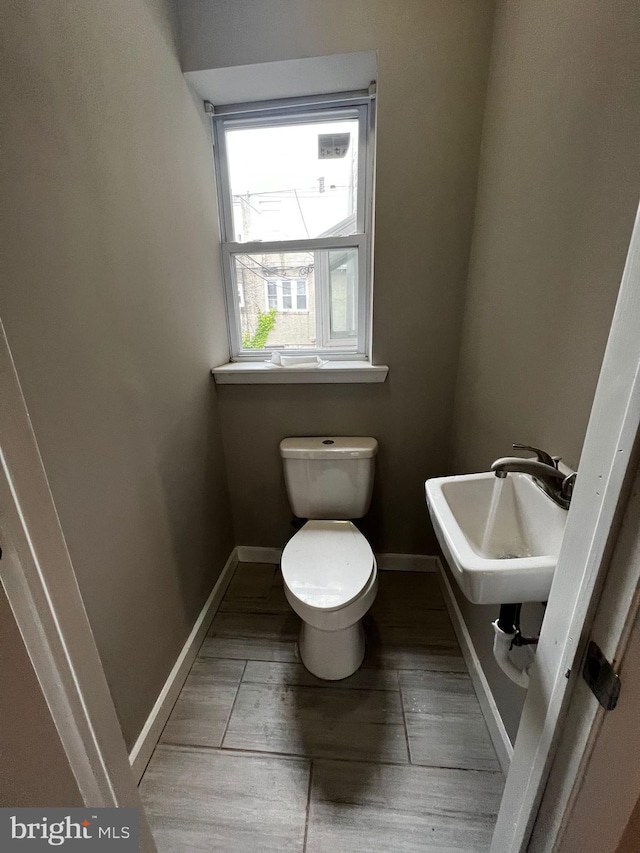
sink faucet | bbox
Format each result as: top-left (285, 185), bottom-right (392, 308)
top-left (491, 444), bottom-right (576, 510)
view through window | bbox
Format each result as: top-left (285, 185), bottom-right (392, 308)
top-left (213, 96), bottom-right (373, 358)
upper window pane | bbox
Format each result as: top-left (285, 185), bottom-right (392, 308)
top-left (225, 117), bottom-right (359, 242)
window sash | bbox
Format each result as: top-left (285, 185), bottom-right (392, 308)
top-left (213, 95), bottom-right (374, 361)
top-left (215, 105), bottom-right (368, 243)
top-left (222, 236), bottom-right (369, 359)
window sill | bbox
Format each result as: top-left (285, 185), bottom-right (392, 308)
top-left (211, 360), bottom-right (389, 385)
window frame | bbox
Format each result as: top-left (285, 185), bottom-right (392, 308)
top-left (212, 92), bottom-right (375, 362)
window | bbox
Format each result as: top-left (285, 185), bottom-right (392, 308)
top-left (265, 278), bottom-right (308, 313)
top-left (212, 91), bottom-right (375, 359)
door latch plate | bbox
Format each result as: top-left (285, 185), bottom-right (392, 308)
top-left (582, 640), bottom-right (621, 711)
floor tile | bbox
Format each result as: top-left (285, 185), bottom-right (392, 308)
top-left (141, 745), bottom-right (309, 853)
top-left (200, 636), bottom-right (298, 662)
top-left (207, 608), bottom-right (300, 642)
top-left (243, 660), bottom-right (399, 692)
top-left (363, 606), bottom-right (465, 672)
top-left (159, 658), bottom-right (245, 748)
top-left (208, 610), bottom-right (300, 640)
top-left (223, 681), bottom-right (409, 763)
top-left (363, 643), bottom-right (467, 673)
top-left (220, 585), bottom-right (291, 614)
top-left (369, 607), bottom-right (460, 648)
top-left (223, 562), bottom-right (279, 601)
top-left (400, 670), bottom-right (500, 771)
top-left (306, 759), bottom-right (502, 853)
top-left (372, 571), bottom-right (447, 615)
top-left (368, 573), bottom-right (458, 663)
top-left (220, 563), bottom-right (292, 614)
top-left (202, 610), bottom-right (300, 662)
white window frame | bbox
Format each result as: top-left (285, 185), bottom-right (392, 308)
top-left (212, 91), bottom-right (375, 361)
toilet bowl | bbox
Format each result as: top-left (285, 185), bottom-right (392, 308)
top-left (281, 519), bottom-right (377, 680)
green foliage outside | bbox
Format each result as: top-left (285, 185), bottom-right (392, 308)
top-left (242, 308), bottom-right (277, 349)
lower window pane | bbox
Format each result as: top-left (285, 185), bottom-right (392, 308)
top-left (232, 249), bottom-right (358, 352)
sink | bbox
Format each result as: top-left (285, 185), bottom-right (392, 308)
top-left (425, 471), bottom-right (568, 604)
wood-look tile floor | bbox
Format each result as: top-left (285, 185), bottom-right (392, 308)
top-left (140, 564), bottom-right (504, 852)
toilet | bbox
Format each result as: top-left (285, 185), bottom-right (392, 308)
top-left (279, 437), bottom-right (378, 680)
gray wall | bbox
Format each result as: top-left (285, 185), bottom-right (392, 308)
top-left (0, 586), bottom-right (82, 807)
top-left (450, 0), bottom-right (640, 741)
top-left (0, 0), bottom-right (234, 748)
top-left (177, 0), bottom-right (496, 554)
top-left (618, 797), bottom-right (640, 853)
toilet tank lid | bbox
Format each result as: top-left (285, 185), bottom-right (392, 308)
top-left (280, 437), bottom-right (378, 459)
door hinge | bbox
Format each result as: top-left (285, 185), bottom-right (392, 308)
top-left (582, 640), bottom-right (621, 710)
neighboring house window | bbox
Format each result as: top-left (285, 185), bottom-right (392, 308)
top-left (212, 90), bottom-right (375, 357)
top-left (265, 279), bottom-right (308, 313)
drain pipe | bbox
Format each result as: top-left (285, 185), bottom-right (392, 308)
top-left (492, 604), bottom-right (537, 689)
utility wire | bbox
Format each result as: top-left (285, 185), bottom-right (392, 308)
top-left (234, 255), bottom-right (313, 283)
top-left (294, 189), bottom-right (310, 239)
top-left (232, 184), bottom-right (349, 199)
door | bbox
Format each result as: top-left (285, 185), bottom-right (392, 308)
top-left (490, 202), bottom-right (640, 852)
top-left (0, 319), bottom-right (157, 851)
top-left (529, 460), bottom-right (640, 853)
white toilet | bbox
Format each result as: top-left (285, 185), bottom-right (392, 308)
top-left (279, 436), bottom-right (378, 680)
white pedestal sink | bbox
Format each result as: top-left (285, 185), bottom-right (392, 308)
top-left (425, 471), bottom-right (568, 604)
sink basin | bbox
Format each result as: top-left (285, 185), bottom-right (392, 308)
top-left (425, 471), bottom-right (568, 604)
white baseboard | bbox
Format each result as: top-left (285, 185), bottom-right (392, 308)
top-left (236, 545), bottom-right (437, 572)
top-left (437, 559), bottom-right (513, 775)
top-left (129, 547), bottom-right (239, 783)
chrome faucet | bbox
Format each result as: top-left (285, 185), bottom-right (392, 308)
top-left (491, 444), bottom-right (576, 510)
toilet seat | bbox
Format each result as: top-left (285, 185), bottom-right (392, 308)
top-left (281, 520), bottom-right (374, 611)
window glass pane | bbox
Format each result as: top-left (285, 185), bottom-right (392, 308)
top-left (296, 281), bottom-right (307, 311)
top-left (226, 117), bottom-right (359, 242)
top-left (232, 250), bottom-right (358, 352)
top-left (328, 249), bottom-right (357, 341)
top-left (266, 281), bottom-right (277, 310)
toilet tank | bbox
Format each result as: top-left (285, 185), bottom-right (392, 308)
top-left (280, 437), bottom-right (378, 520)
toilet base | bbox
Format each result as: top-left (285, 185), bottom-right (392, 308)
top-left (299, 620), bottom-right (366, 680)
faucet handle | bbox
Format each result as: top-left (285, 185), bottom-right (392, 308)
top-left (561, 472), bottom-right (577, 499)
top-left (512, 444), bottom-right (556, 467)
